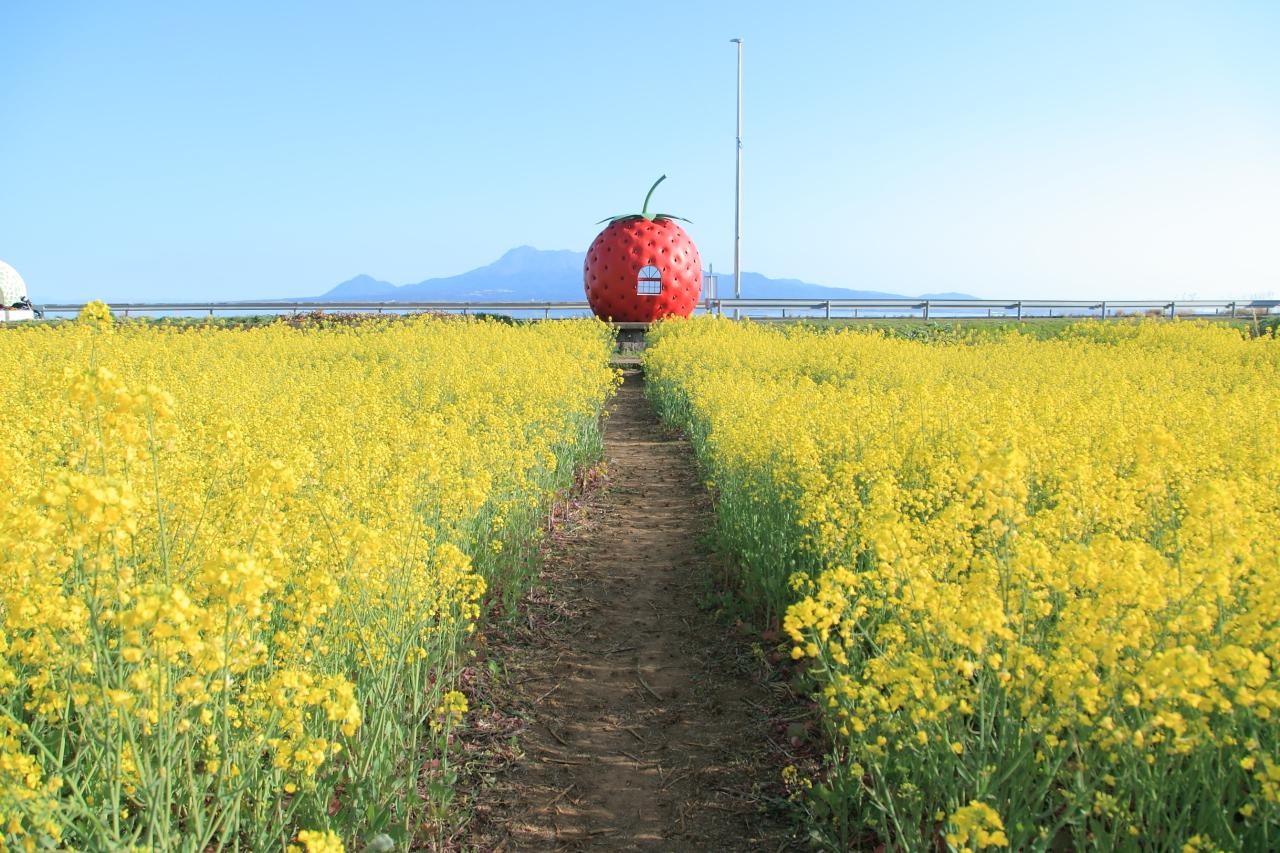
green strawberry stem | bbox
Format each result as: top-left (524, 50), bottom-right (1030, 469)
top-left (598, 175), bottom-right (690, 224)
top-left (641, 175), bottom-right (667, 221)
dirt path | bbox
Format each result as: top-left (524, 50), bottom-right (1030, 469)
top-left (468, 368), bottom-right (797, 851)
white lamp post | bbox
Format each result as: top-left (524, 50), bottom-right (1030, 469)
top-left (730, 38), bottom-right (743, 312)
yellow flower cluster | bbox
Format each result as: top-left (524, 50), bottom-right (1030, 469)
top-left (75, 299), bottom-right (114, 327)
top-left (434, 690), bottom-right (469, 721)
top-left (647, 317), bottom-right (1279, 850)
top-left (289, 828), bottom-right (345, 853)
top-left (0, 316), bottom-right (615, 849)
top-left (946, 800), bottom-right (1008, 851)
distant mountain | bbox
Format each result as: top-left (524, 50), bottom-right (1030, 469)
top-left (731, 272), bottom-right (904, 300)
top-left (308, 246), bottom-right (974, 302)
top-left (324, 274), bottom-right (399, 299)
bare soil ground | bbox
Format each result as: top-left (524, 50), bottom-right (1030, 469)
top-left (464, 369), bottom-right (803, 852)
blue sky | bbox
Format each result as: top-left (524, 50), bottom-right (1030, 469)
top-left (2, 0), bottom-right (1277, 302)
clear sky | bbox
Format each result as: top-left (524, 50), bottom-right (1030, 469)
top-left (2, 0), bottom-right (1278, 302)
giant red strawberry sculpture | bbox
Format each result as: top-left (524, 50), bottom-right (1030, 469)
top-left (584, 176), bottom-right (702, 322)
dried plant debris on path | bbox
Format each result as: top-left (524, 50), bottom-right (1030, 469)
top-left (467, 369), bottom-right (802, 852)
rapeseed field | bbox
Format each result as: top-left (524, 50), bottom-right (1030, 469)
top-left (0, 309), bottom-right (615, 850)
top-left (647, 318), bottom-right (1279, 851)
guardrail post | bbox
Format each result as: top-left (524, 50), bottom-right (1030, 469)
top-left (1230, 301), bottom-right (1237, 318)
top-left (1167, 301), bottom-right (1176, 319)
top-left (1100, 301), bottom-right (1107, 319)
top-left (824, 301), bottom-right (831, 319)
top-left (923, 301), bottom-right (930, 320)
top-left (1016, 301), bottom-right (1023, 320)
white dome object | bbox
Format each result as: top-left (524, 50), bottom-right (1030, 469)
top-left (0, 261), bottom-right (28, 305)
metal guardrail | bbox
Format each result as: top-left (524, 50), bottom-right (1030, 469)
top-left (31, 297), bottom-right (1279, 321)
top-left (36, 300), bottom-right (596, 318)
top-left (711, 297), bottom-right (1279, 320)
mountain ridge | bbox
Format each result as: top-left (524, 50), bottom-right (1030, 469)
top-left (305, 246), bottom-right (975, 302)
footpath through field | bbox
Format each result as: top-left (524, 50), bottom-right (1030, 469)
top-left (471, 366), bottom-right (795, 851)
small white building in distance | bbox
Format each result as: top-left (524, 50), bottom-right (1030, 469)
top-left (1, 260), bottom-right (35, 321)
top-left (1, 260), bottom-right (28, 304)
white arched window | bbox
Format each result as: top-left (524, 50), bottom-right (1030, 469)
top-left (636, 265), bottom-right (662, 295)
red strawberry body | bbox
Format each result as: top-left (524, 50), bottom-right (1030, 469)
top-left (583, 176), bottom-right (702, 322)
